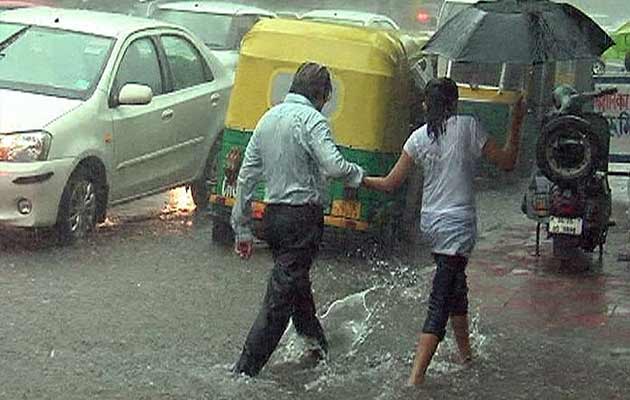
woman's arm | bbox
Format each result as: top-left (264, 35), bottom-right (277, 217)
top-left (363, 150), bottom-right (415, 192)
top-left (482, 98), bottom-right (527, 172)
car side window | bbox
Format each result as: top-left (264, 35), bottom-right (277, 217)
top-left (160, 35), bottom-right (213, 91)
top-left (114, 38), bottom-right (163, 97)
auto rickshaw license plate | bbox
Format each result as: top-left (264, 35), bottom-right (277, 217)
top-left (549, 216), bottom-right (583, 235)
top-left (331, 200), bottom-right (361, 220)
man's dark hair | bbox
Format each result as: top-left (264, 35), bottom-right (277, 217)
top-left (425, 77), bottom-right (459, 142)
top-left (289, 62), bottom-right (333, 106)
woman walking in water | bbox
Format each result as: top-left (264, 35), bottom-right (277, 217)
top-left (363, 77), bottom-right (526, 385)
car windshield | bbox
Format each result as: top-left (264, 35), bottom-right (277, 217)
top-left (0, 23), bottom-right (113, 100)
top-left (153, 9), bottom-right (261, 50)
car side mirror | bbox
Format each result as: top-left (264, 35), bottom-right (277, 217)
top-left (118, 83), bottom-right (153, 106)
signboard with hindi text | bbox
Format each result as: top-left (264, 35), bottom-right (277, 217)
top-left (594, 75), bottom-right (630, 163)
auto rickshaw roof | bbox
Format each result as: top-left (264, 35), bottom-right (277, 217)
top-left (240, 18), bottom-right (409, 77)
top-left (613, 21), bottom-right (630, 36)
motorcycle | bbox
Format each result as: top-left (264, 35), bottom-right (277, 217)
top-left (522, 85), bottom-right (617, 259)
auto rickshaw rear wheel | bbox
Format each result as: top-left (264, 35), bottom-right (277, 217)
top-left (212, 218), bottom-right (234, 244)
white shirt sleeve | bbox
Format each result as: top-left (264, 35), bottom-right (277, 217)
top-left (403, 129), bottom-right (422, 164)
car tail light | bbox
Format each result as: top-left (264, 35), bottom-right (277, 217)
top-left (416, 10), bottom-right (431, 24)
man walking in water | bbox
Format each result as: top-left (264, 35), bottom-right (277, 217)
top-left (231, 62), bottom-right (365, 377)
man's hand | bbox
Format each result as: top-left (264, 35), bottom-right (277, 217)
top-left (235, 239), bottom-right (254, 260)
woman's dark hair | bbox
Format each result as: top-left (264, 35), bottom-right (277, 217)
top-left (289, 62), bottom-right (333, 106)
top-left (424, 78), bottom-right (459, 142)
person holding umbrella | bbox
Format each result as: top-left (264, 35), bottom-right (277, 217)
top-left (363, 77), bottom-right (526, 385)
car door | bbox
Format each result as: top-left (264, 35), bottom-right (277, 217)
top-left (108, 35), bottom-right (179, 202)
top-left (157, 33), bottom-right (224, 183)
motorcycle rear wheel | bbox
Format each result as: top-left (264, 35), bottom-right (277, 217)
top-left (537, 116), bottom-right (601, 185)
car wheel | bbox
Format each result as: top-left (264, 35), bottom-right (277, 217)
top-left (537, 116), bottom-right (601, 185)
top-left (189, 144), bottom-right (219, 211)
top-left (189, 175), bottom-right (210, 211)
top-left (56, 167), bottom-right (99, 244)
top-left (592, 59), bottom-right (606, 75)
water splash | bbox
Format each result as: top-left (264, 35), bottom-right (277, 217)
top-left (431, 310), bottom-right (489, 375)
top-left (235, 258), bottom-right (493, 398)
top-left (320, 287), bottom-right (376, 357)
top-left (274, 287), bottom-right (377, 364)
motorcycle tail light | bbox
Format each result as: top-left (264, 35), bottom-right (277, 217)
top-left (534, 194), bottom-right (549, 217)
top-left (559, 203), bottom-right (577, 215)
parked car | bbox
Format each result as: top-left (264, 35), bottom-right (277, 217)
top-left (412, 3), bottom-right (440, 31)
top-left (300, 9), bottom-right (400, 31)
top-left (0, 0), bottom-right (55, 10)
top-left (128, 0), bottom-right (169, 17)
top-left (0, 7), bottom-right (231, 243)
top-left (149, 1), bottom-right (276, 76)
top-left (276, 10), bottom-right (301, 20)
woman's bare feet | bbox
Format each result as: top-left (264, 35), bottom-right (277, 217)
top-left (407, 333), bottom-right (440, 386)
top-left (451, 315), bottom-right (472, 363)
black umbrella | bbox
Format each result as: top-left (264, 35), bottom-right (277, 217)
top-left (422, 0), bottom-right (614, 64)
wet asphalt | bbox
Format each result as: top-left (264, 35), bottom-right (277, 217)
top-left (0, 177), bottom-right (629, 400)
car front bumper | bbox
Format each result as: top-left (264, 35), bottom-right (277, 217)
top-left (0, 159), bottom-right (75, 228)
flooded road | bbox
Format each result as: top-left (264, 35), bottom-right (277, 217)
top-left (0, 179), bottom-right (629, 399)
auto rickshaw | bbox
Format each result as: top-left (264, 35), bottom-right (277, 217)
top-left (209, 18), bottom-right (427, 243)
top-left (432, 59), bottom-right (589, 175)
top-left (600, 21), bottom-right (630, 72)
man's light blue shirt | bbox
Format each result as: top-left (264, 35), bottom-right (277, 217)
top-left (231, 93), bottom-right (365, 242)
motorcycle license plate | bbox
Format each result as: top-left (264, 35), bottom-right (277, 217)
top-left (549, 216), bottom-right (583, 235)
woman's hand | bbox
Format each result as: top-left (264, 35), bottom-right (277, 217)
top-left (512, 96), bottom-right (527, 126)
top-left (362, 151), bottom-right (414, 192)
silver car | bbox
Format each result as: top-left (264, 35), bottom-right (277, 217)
top-left (0, 7), bottom-right (231, 243)
top-left (300, 9), bottom-right (400, 30)
top-left (148, 1), bottom-right (276, 76)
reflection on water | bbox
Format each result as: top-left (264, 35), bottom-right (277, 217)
top-left (163, 187), bottom-right (196, 213)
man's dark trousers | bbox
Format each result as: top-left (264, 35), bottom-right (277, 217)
top-left (234, 203), bottom-right (327, 377)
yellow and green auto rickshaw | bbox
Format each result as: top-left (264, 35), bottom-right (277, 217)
top-left (209, 18), bottom-right (427, 243)
top-left (447, 60), bottom-right (593, 173)
top-left (600, 22), bottom-right (630, 72)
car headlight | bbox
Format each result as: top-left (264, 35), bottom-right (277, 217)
top-left (0, 131), bottom-right (52, 162)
